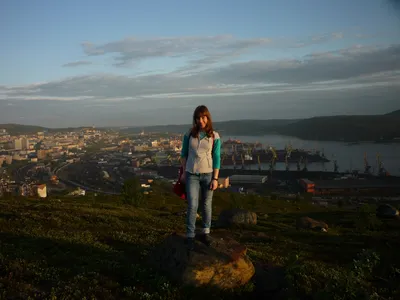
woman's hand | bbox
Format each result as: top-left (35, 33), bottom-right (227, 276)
top-left (209, 179), bottom-right (218, 191)
top-left (180, 172), bottom-right (186, 183)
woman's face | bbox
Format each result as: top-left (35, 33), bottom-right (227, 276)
top-left (196, 115), bottom-right (208, 129)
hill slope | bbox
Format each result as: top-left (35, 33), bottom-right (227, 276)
top-left (119, 119), bottom-right (299, 135)
top-left (0, 186), bottom-right (399, 299)
top-left (385, 109), bottom-right (400, 116)
top-left (277, 111), bottom-right (400, 141)
top-left (0, 123), bottom-right (94, 135)
top-left (0, 123), bottom-right (47, 135)
top-left (121, 109), bottom-right (400, 142)
top-left (2, 109), bottom-right (399, 142)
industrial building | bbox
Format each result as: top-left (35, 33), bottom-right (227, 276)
top-left (229, 174), bottom-right (268, 184)
top-left (299, 178), bottom-right (400, 195)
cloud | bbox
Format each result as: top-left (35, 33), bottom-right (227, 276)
top-left (1, 42), bottom-right (400, 127)
top-left (1, 85), bottom-right (399, 127)
top-left (80, 32), bottom-right (352, 69)
top-left (387, 0), bottom-right (400, 11)
top-left (307, 32), bottom-right (344, 44)
top-left (62, 60), bottom-right (93, 67)
top-left (1, 44), bottom-right (400, 103)
top-left (208, 44), bottom-right (400, 85)
top-left (81, 35), bottom-right (272, 68)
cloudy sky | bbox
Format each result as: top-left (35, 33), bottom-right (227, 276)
top-left (1, 0), bottom-right (400, 128)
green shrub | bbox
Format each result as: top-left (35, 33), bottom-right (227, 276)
top-left (121, 177), bottom-right (146, 207)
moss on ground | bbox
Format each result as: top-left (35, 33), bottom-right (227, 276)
top-left (0, 181), bottom-right (399, 299)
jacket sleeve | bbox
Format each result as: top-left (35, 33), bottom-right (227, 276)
top-left (180, 133), bottom-right (189, 158)
top-left (212, 132), bottom-right (221, 169)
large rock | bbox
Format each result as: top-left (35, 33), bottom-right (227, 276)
top-left (150, 232), bottom-right (255, 289)
top-left (376, 204), bottom-right (399, 219)
top-left (217, 209), bottom-right (257, 227)
top-left (296, 216), bottom-right (328, 232)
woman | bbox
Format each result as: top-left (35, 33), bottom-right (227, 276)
top-left (180, 105), bottom-right (221, 250)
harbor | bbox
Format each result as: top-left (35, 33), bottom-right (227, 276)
top-left (218, 135), bottom-right (400, 177)
top-left (221, 138), bottom-right (329, 168)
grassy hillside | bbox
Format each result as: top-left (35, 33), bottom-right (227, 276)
top-left (0, 183), bottom-right (399, 299)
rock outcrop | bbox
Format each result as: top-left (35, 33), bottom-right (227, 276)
top-left (376, 204), bottom-right (399, 219)
top-left (296, 216), bottom-right (328, 232)
top-left (150, 232), bottom-right (255, 289)
top-left (217, 209), bottom-right (257, 227)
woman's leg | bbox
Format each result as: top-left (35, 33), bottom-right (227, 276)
top-left (199, 172), bottom-right (213, 243)
top-left (185, 172), bottom-right (200, 239)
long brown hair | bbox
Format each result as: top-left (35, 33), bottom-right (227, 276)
top-left (190, 105), bottom-right (214, 138)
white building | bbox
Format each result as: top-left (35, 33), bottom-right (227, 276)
top-left (37, 184), bottom-right (47, 198)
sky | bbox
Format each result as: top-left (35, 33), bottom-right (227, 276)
top-left (1, 0), bottom-right (400, 128)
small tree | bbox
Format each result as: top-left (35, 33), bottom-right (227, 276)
top-left (121, 177), bottom-right (145, 207)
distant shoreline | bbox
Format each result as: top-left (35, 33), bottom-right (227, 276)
top-left (1, 108), bottom-right (399, 143)
top-left (220, 133), bottom-right (400, 144)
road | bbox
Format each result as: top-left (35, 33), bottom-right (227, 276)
top-left (15, 163), bottom-right (35, 183)
top-left (58, 177), bottom-right (120, 195)
top-left (55, 161), bottom-right (121, 195)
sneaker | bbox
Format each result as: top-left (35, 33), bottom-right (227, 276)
top-left (199, 234), bottom-right (212, 247)
top-left (185, 237), bottom-right (195, 251)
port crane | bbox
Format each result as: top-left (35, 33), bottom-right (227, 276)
top-left (269, 146), bottom-right (278, 166)
top-left (285, 154), bottom-right (289, 171)
top-left (285, 143), bottom-right (293, 158)
top-left (364, 152), bottom-right (371, 174)
top-left (334, 160), bottom-right (339, 173)
top-left (284, 142), bottom-right (293, 171)
top-left (376, 153), bottom-right (390, 177)
top-left (268, 146), bottom-right (278, 175)
top-left (241, 153), bottom-right (245, 170)
top-left (303, 157), bottom-right (308, 172)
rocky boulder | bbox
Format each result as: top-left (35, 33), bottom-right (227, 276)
top-left (376, 204), bottom-right (399, 219)
top-left (217, 209), bottom-right (257, 227)
top-left (296, 216), bottom-right (328, 232)
top-left (149, 231), bottom-right (255, 289)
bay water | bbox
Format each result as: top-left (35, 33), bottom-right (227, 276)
top-left (221, 134), bottom-right (400, 176)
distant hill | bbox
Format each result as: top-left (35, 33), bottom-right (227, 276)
top-left (385, 109), bottom-right (400, 116)
top-left (0, 124), bottom-right (47, 135)
top-left (121, 109), bottom-right (400, 142)
top-left (2, 109), bottom-right (400, 142)
top-left (120, 119), bottom-right (299, 135)
top-left (276, 110), bottom-right (400, 142)
top-left (0, 123), bottom-right (89, 135)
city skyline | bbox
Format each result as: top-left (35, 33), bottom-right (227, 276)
top-left (1, 0), bottom-right (400, 127)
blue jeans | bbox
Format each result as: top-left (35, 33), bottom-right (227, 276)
top-left (185, 172), bottom-right (213, 238)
